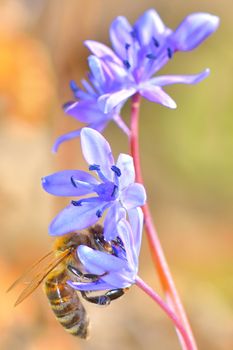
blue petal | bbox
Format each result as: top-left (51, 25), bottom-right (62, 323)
top-left (52, 119), bottom-right (109, 153)
top-left (116, 153), bottom-right (135, 189)
top-left (98, 88), bottom-right (136, 114)
top-left (42, 170), bottom-right (99, 196)
top-left (101, 270), bottom-right (134, 288)
top-left (139, 84), bottom-right (177, 109)
top-left (64, 100), bottom-right (106, 123)
top-left (52, 129), bottom-right (81, 153)
top-left (134, 9), bottom-right (166, 46)
top-left (67, 279), bottom-right (113, 291)
top-left (49, 201), bottom-right (102, 236)
top-left (148, 68), bottom-right (210, 86)
top-left (84, 40), bottom-right (122, 64)
top-left (80, 128), bottom-right (115, 180)
top-left (117, 219), bottom-right (135, 270)
top-left (104, 202), bottom-right (126, 241)
top-left (128, 207), bottom-right (143, 264)
top-left (77, 245), bottom-right (127, 274)
top-left (171, 13), bottom-right (220, 51)
top-left (120, 183), bottom-right (146, 209)
top-left (81, 79), bottom-right (96, 95)
top-left (88, 56), bottom-right (106, 87)
top-left (110, 16), bottom-right (133, 59)
top-left (101, 59), bottom-right (127, 80)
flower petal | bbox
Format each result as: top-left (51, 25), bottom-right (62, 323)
top-left (148, 68), bottom-right (210, 86)
top-left (104, 202), bottom-right (126, 241)
top-left (116, 153), bottom-right (135, 189)
top-left (64, 100), bottom-right (106, 123)
top-left (134, 9), bottom-right (166, 46)
top-left (121, 183), bottom-right (146, 209)
top-left (98, 88), bottom-right (136, 114)
top-left (139, 84), bottom-right (177, 109)
top-left (110, 16), bottom-right (133, 59)
top-left (128, 207), bottom-right (143, 262)
top-left (84, 40), bottom-right (122, 65)
top-left (117, 219), bottom-right (135, 270)
top-left (77, 245), bottom-right (127, 274)
top-left (101, 269), bottom-right (134, 288)
top-left (171, 13), bottom-right (220, 51)
top-left (49, 201), bottom-right (102, 236)
top-left (88, 55), bottom-right (106, 87)
top-left (80, 128), bottom-right (114, 179)
top-left (67, 279), bottom-right (113, 291)
top-left (52, 129), bottom-right (81, 153)
top-left (42, 170), bottom-right (99, 196)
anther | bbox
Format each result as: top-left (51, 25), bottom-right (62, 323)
top-left (70, 176), bottom-right (77, 188)
top-left (130, 29), bottom-right (137, 39)
top-left (96, 209), bottom-right (103, 218)
top-left (111, 165), bottom-right (121, 177)
top-left (62, 101), bottom-right (73, 109)
top-left (146, 53), bottom-right (157, 60)
top-left (89, 164), bottom-right (100, 171)
top-left (152, 37), bottom-right (160, 47)
top-left (71, 200), bottom-right (82, 206)
top-left (70, 80), bottom-right (79, 93)
top-left (167, 47), bottom-right (173, 59)
top-left (123, 60), bottom-right (131, 69)
top-left (111, 184), bottom-right (118, 197)
top-left (125, 43), bottom-right (130, 50)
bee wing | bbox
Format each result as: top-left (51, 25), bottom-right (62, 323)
top-left (7, 250), bottom-right (54, 293)
top-left (7, 249), bottom-right (72, 306)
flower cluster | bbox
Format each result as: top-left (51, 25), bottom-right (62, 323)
top-left (53, 9), bottom-right (219, 151)
top-left (43, 8), bottom-right (219, 295)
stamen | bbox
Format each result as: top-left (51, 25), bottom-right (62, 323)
top-left (111, 184), bottom-right (118, 197)
top-left (125, 43), bottom-right (130, 50)
top-left (146, 53), bottom-right (157, 60)
top-left (152, 37), bottom-right (160, 47)
top-left (123, 60), bottom-right (131, 69)
top-left (167, 47), bottom-right (173, 59)
top-left (116, 236), bottom-right (124, 248)
top-left (111, 165), bottom-right (121, 177)
top-left (96, 209), bottom-right (103, 218)
top-left (89, 164), bottom-right (100, 171)
top-left (70, 176), bottom-right (77, 188)
top-left (71, 200), bottom-right (82, 206)
top-left (70, 80), bottom-right (79, 93)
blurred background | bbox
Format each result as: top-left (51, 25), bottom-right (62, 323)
top-left (0, 0), bottom-right (232, 349)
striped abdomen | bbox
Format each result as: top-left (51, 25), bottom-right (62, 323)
top-left (44, 268), bottom-right (89, 338)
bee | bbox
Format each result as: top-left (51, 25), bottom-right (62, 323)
top-left (7, 225), bottom-right (127, 338)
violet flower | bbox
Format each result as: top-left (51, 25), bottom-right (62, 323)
top-left (42, 128), bottom-right (146, 239)
top-left (85, 9), bottom-right (219, 112)
top-left (68, 208), bottom-right (143, 291)
top-left (53, 55), bottom-right (130, 152)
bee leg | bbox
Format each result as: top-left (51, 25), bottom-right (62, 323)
top-left (81, 291), bottom-right (111, 306)
top-left (104, 288), bottom-right (125, 301)
top-left (68, 265), bottom-right (100, 282)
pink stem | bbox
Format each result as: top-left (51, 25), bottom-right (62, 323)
top-left (130, 93), bottom-right (197, 350)
top-left (135, 276), bottom-right (194, 350)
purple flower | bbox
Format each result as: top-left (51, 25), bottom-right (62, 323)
top-left (42, 128), bottom-right (146, 238)
top-left (53, 55), bottom-right (130, 152)
top-left (68, 208), bottom-right (143, 291)
top-left (85, 9), bottom-right (219, 112)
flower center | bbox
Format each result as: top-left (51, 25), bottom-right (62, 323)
top-left (95, 182), bottom-right (118, 201)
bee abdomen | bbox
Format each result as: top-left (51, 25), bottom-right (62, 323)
top-left (44, 270), bottom-right (89, 338)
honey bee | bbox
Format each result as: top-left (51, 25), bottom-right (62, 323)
top-left (7, 225), bottom-right (127, 338)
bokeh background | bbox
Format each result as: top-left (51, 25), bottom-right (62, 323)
top-left (1, 0), bottom-right (232, 349)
